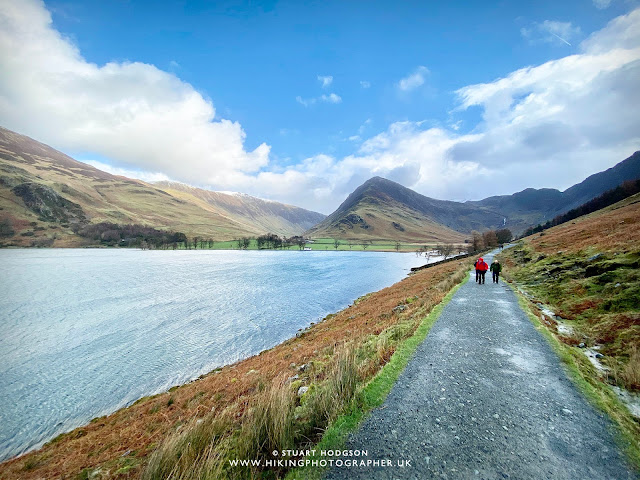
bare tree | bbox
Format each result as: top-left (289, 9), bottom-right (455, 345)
top-left (470, 231), bottom-right (484, 252)
top-left (333, 239), bottom-right (341, 250)
top-left (361, 240), bottom-right (370, 250)
top-left (436, 243), bottom-right (455, 260)
top-left (482, 230), bottom-right (498, 248)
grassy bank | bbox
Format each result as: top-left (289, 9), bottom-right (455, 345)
top-left (497, 193), bottom-right (640, 467)
top-left (0, 256), bottom-right (470, 479)
top-left (285, 273), bottom-right (468, 480)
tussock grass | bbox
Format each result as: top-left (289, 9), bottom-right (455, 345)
top-left (143, 344), bottom-right (362, 480)
top-left (617, 347), bottom-right (640, 391)
top-left (143, 412), bottom-right (232, 480)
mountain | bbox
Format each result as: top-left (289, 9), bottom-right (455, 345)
top-left (305, 177), bottom-right (477, 243)
top-left (154, 181), bottom-right (325, 237)
top-left (0, 127), bottom-right (323, 246)
top-left (308, 151), bottom-right (640, 242)
top-left (470, 151), bottom-right (640, 231)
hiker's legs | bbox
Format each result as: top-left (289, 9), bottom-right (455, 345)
top-left (495, 272), bottom-right (499, 283)
top-left (480, 271), bottom-right (486, 284)
top-left (476, 270), bottom-right (479, 283)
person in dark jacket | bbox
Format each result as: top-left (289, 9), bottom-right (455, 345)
top-left (474, 258), bottom-right (480, 283)
top-left (490, 259), bottom-right (502, 283)
top-left (476, 257), bottom-right (489, 284)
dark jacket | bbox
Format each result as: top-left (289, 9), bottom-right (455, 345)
top-left (490, 261), bottom-right (502, 273)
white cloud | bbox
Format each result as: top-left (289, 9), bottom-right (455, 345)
top-left (397, 66), bottom-right (429, 91)
top-left (320, 93), bottom-right (342, 103)
top-left (83, 160), bottom-right (170, 183)
top-left (593, 0), bottom-right (612, 9)
top-left (0, 0), bottom-right (270, 187)
top-left (360, 80), bottom-right (371, 88)
top-left (521, 20), bottom-right (581, 46)
top-left (296, 93), bottom-right (341, 107)
top-left (317, 75), bottom-right (333, 88)
top-left (263, 9), bottom-right (640, 212)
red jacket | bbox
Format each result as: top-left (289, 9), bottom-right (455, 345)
top-left (477, 259), bottom-right (489, 272)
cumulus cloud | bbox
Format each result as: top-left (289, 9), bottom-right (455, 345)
top-left (521, 20), bottom-right (581, 46)
top-left (0, 0), bottom-right (270, 187)
top-left (360, 80), bottom-right (371, 88)
top-left (397, 66), bottom-right (429, 91)
top-left (317, 75), bottom-right (333, 88)
top-left (269, 9), bottom-right (640, 211)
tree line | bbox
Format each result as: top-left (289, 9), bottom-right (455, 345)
top-left (74, 222), bottom-right (187, 249)
top-left (521, 179), bottom-right (640, 238)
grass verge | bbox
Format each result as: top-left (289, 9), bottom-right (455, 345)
top-left (506, 280), bottom-right (640, 471)
top-left (284, 271), bottom-right (469, 480)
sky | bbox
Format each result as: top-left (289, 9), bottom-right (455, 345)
top-left (0, 0), bottom-right (639, 214)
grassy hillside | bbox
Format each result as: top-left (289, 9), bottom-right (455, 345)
top-left (306, 177), bottom-right (471, 243)
top-left (0, 257), bottom-right (469, 480)
top-left (0, 127), bottom-right (324, 247)
top-left (498, 193), bottom-right (640, 461)
top-left (500, 193), bottom-right (640, 388)
top-left (0, 128), bottom-right (262, 246)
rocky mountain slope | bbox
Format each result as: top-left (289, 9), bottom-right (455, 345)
top-left (0, 127), bottom-right (324, 246)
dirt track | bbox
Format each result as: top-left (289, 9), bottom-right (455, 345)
top-left (326, 251), bottom-right (636, 479)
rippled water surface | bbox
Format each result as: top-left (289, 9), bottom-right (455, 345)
top-left (0, 248), bottom-right (432, 460)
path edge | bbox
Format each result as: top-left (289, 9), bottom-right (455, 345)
top-left (505, 280), bottom-right (640, 472)
top-left (285, 270), bottom-right (471, 480)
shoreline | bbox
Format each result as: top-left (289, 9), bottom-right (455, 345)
top-left (1, 251), bottom-right (432, 463)
top-left (0, 257), bottom-right (469, 479)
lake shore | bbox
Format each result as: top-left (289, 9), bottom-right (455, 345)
top-left (0, 257), bottom-right (469, 479)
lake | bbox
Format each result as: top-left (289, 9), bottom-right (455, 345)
top-left (0, 248), bottom-right (434, 461)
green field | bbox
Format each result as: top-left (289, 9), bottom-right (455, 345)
top-left (172, 237), bottom-right (464, 253)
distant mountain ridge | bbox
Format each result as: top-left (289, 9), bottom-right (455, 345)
top-left (154, 181), bottom-right (325, 237)
top-left (308, 151), bottom-right (640, 241)
top-left (0, 127), bottom-right (324, 246)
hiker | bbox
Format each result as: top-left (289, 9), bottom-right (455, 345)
top-left (474, 258), bottom-right (480, 282)
top-left (477, 257), bottom-right (489, 284)
top-left (490, 259), bottom-right (502, 283)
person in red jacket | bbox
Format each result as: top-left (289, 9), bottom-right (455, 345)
top-left (476, 257), bottom-right (489, 284)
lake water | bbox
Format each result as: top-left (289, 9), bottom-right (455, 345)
top-left (0, 248), bottom-right (433, 461)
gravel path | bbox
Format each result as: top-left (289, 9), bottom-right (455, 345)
top-left (325, 251), bottom-right (636, 479)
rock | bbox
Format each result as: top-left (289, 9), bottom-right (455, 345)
top-left (615, 283), bottom-right (621, 288)
top-left (286, 374), bottom-right (299, 383)
top-left (595, 353), bottom-right (604, 359)
top-left (298, 363), bottom-right (310, 372)
top-left (290, 363), bottom-right (296, 368)
top-left (393, 305), bottom-right (407, 313)
top-left (588, 253), bottom-right (603, 261)
top-left (297, 386), bottom-right (309, 396)
top-left (562, 408), bottom-right (573, 415)
top-left (578, 343), bottom-right (586, 348)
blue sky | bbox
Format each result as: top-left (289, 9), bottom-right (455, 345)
top-left (1, 0), bottom-right (639, 213)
